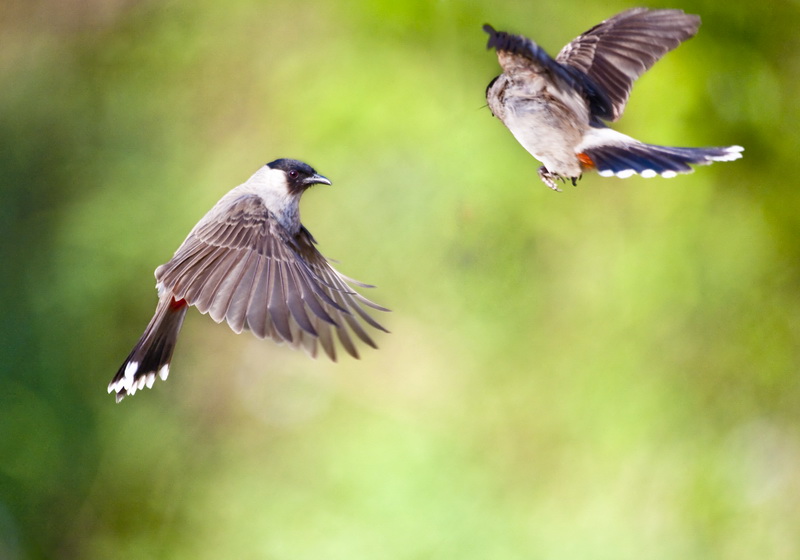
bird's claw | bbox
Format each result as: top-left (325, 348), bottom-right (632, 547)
top-left (538, 166), bottom-right (562, 192)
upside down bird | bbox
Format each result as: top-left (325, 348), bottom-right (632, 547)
top-left (483, 8), bottom-right (743, 190)
top-left (109, 159), bottom-right (388, 402)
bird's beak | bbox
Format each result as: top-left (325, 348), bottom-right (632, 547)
top-left (305, 173), bottom-right (332, 187)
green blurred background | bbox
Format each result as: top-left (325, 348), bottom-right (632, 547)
top-left (2, 0), bottom-right (799, 558)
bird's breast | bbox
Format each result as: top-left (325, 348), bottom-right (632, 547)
top-left (499, 81), bottom-right (589, 175)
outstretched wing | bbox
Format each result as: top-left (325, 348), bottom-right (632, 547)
top-left (484, 24), bottom-right (581, 89)
top-left (483, 24), bottom-right (612, 119)
top-left (556, 8), bottom-right (700, 121)
top-left (155, 194), bottom-right (388, 360)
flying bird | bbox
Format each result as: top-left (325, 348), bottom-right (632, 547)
top-left (109, 158), bottom-right (388, 402)
top-left (483, 8), bottom-right (743, 190)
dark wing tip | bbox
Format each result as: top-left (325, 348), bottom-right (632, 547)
top-left (483, 25), bottom-right (519, 53)
top-left (483, 23), bottom-right (500, 50)
top-left (481, 25), bottom-right (543, 62)
top-left (483, 24), bottom-right (531, 55)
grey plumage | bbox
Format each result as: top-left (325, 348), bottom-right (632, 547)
top-left (109, 159), bottom-right (388, 402)
top-left (554, 8), bottom-right (700, 122)
top-left (483, 8), bottom-right (743, 189)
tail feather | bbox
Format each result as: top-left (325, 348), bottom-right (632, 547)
top-left (109, 297), bottom-right (188, 402)
top-left (584, 143), bottom-right (743, 179)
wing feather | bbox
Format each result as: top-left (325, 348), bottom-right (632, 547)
top-left (245, 256), bottom-right (269, 338)
top-left (154, 192), bottom-right (387, 358)
top-left (556, 8), bottom-right (700, 121)
top-left (194, 250), bottom-right (241, 319)
top-left (284, 263), bottom-right (318, 336)
top-left (223, 251), bottom-right (259, 333)
top-left (267, 259), bottom-right (292, 342)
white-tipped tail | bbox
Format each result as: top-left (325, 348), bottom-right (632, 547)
top-left (109, 298), bottom-right (187, 402)
top-left (579, 128), bottom-right (743, 179)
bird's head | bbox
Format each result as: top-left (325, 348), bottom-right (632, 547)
top-left (266, 158), bottom-right (332, 196)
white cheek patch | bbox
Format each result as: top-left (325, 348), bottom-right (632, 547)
top-left (243, 166), bottom-right (300, 231)
top-left (250, 167), bottom-right (291, 199)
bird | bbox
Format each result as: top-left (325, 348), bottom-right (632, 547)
top-left (109, 158), bottom-right (389, 402)
top-left (482, 8), bottom-right (743, 190)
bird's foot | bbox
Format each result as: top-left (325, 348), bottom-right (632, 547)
top-left (537, 166), bottom-right (562, 192)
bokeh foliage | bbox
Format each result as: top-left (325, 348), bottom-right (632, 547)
top-left (1, 0), bottom-right (799, 558)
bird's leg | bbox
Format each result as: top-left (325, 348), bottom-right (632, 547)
top-left (537, 166), bottom-right (562, 192)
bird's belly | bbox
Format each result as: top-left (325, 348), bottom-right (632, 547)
top-left (504, 97), bottom-right (584, 176)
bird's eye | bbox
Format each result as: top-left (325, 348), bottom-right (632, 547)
top-left (288, 170), bottom-right (299, 179)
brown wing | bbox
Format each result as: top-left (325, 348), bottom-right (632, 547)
top-left (483, 24), bottom-right (587, 92)
top-left (155, 194), bottom-right (388, 360)
top-left (556, 8), bottom-right (700, 121)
